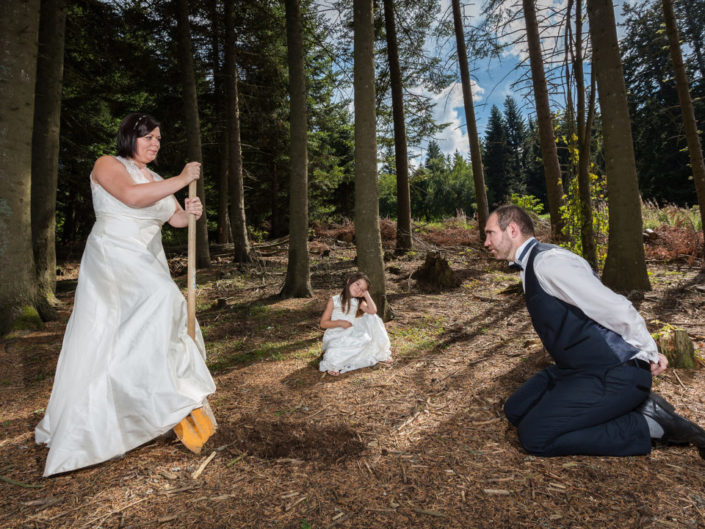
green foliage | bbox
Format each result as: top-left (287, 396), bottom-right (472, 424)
top-left (524, 119), bottom-right (548, 208)
top-left (401, 141), bottom-right (476, 220)
top-left (641, 201), bottom-right (702, 231)
top-left (482, 98), bottom-right (529, 207)
top-left (509, 194), bottom-right (544, 216)
top-left (380, 141), bottom-right (476, 221)
top-left (57, 0), bottom-right (358, 243)
top-left (373, 0), bottom-right (455, 149)
top-left (483, 105), bottom-right (510, 205)
top-left (621, 0), bottom-right (705, 207)
top-left (559, 171), bottom-right (609, 267)
top-left (378, 170), bottom-right (398, 219)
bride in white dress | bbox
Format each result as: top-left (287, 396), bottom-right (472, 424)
top-left (319, 273), bottom-right (392, 376)
top-left (35, 113), bottom-right (216, 477)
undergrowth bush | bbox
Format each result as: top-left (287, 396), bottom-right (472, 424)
top-left (642, 200), bottom-right (702, 232)
top-left (644, 225), bottom-right (703, 264)
top-left (510, 193), bottom-right (544, 216)
top-left (415, 215), bottom-right (477, 246)
top-left (559, 169), bottom-right (609, 267)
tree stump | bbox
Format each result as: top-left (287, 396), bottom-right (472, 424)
top-left (414, 252), bottom-right (460, 290)
top-left (657, 328), bottom-right (696, 369)
top-left (309, 241), bottom-right (330, 256)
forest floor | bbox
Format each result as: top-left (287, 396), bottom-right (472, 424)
top-left (3, 219), bottom-right (705, 529)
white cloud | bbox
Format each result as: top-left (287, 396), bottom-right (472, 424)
top-left (408, 80), bottom-right (485, 161)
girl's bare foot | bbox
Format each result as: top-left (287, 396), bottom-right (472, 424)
top-left (327, 370), bottom-right (340, 376)
top-left (381, 358), bottom-right (393, 364)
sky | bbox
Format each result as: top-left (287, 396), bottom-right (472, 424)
top-left (314, 0), bottom-right (631, 163)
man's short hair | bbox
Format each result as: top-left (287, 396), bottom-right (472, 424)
top-left (492, 205), bottom-right (535, 236)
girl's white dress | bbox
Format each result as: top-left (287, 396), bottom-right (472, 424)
top-left (35, 156), bottom-right (216, 477)
top-left (319, 294), bottom-right (391, 374)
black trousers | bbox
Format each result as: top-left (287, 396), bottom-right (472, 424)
top-left (504, 361), bottom-right (653, 456)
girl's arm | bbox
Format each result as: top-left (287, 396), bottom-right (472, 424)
top-left (92, 156), bottom-right (200, 209)
top-left (359, 290), bottom-right (377, 315)
top-left (320, 298), bottom-right (352, 329)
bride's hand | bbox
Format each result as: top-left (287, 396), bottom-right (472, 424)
top-left (184, 197), bottom-right (203, 220)
top-left (339, 320), bottom-right (352, 329)
top-left (178, 161), bottom-right (201, 185)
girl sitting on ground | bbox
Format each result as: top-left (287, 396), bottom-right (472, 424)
top-left (319, 272), bottom-right (392, 376)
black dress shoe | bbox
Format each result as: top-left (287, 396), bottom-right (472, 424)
top-left (638, 393), bottom-right (705, 455)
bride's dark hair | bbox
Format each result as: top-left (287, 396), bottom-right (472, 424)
top-left (117, 113), bottom-right (160, 159)
top-left (340, 272), bottom-right (370, 318)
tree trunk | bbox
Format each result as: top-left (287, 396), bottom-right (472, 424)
top-left (281, 0), bottom-right (312, 298)
top-left (451, 0), bottom-right (489, 239)
top-left (175, 0), bottom-right (210, 269)
top-left (383, 0), bottom-right (412, 254)
top-left (0, 0), bottom-right (42, 335)
top-left (662, 0), bottom-right (705, 246)
top-left (209, 0), bottom-right (231, 245)
top-left (677, 2), bottom-right (705, 83)
top-left (31, 0), bottom-right (66, 320)
top-left (523, 0), bottom-right (565, 240)
top-left (270, 161), bottom-right (284, 237)
top-left (587, 0), bottom-right (650, 292)
top-left (225, 0), bottom-right (252, 263)
top-left (354, 0), bottom-right (390, 320)
top-left (573, 0), bottom-right (597, 269)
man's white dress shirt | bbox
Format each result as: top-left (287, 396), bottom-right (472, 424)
top-left (512, 237), bottom-right (659, 364)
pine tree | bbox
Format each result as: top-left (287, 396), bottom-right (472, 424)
top-left (503, 96), bottom-right (528, 196)
top-left (483, 105), bottom-right (510, 206)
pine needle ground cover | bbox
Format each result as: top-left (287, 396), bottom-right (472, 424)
top-left (2, 219), bottom-right (705, 528)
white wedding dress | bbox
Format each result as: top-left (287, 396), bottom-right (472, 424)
top-left (319, 295), bottom-right (391, 374)
top-left (35, 156), bottom-right (216, 477)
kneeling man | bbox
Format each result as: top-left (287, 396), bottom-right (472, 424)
top-left (485, 205), bottom-right (705, 458)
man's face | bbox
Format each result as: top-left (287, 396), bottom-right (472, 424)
top-left (484, 213), bottom-right (515, 261)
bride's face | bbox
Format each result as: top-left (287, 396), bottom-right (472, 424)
top-left (133, 127), bottom-right (161, 166)
top-left (348, 279), bottom-right (368, 298)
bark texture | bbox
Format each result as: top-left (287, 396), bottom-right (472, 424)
top-left (281, 0), bottom-right (313, 298)
top-left (383, 0), bottom-right (412, 254)
top-left (662, 0), bottom-right (705, 247)
top-left (225, 0), bottom-right (252, 263)
top-left (523, 0), bottom-right (565, 240)
top-left (451, 0), bottom-right (489, 238)
top-left (587, 0), bottom-right (650, 291)
top-left (175, 0), bottom-right (210, 269)
top-left (354, 0), bottom-right (390, 320)
top-left (31, 0), bottom-right (66, 319)
top-left (0, 0), bottom-right (42, 335)
top-left (209, 0), bottom-right (231, 244)
top-left (573, 0), bottom-right (597, 269)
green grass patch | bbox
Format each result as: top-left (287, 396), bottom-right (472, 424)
top-left (390, 316), bottom-right (447, 358)
top-left (294, 343), bottom-right (322, 361)
top-left (207, 338), bottom-right (319, 372)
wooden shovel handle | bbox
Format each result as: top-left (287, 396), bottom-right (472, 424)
top-left (187, 180), bottom-right (197, 339)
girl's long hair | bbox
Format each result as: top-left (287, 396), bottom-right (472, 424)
top-left (340, 272), bottom-right (371, 318)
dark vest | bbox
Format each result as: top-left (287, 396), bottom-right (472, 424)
top-left (523, 242), bottom-right (638, 370)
